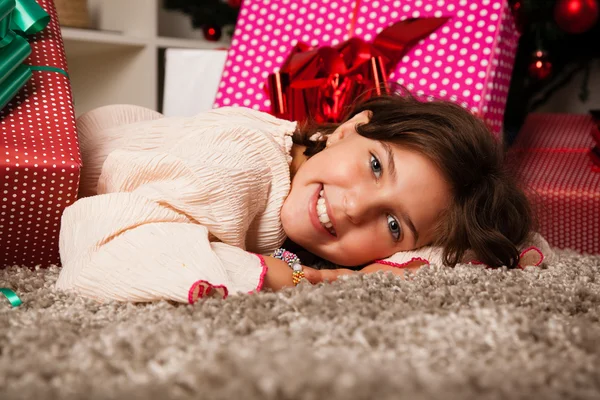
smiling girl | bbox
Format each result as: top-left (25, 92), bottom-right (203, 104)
top-left (56, 92), bottom-right (541, 303)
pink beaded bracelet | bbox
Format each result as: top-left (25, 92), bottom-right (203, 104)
top-left (272, 248), bottom-right (305, 286)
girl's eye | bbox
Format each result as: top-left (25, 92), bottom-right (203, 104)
top-left (387, 214), bottom-right (401, 241)
top-left (370, 154), bottom-right (382, 179)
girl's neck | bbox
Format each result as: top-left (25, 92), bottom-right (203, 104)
top-left (290, 143), bottom-right (308, 180)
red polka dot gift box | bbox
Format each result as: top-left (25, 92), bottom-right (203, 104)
top-left (213, 0), bottom-right (519, 138)
top-left (0, 0), bottom-right (80, 267)
top-left (508, 114), bottom-right (600, 255)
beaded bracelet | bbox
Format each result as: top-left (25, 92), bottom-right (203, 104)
top-left (272, 248), bottom-right (305, 286)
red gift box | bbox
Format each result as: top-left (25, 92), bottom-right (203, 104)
top-left (509, 114), bottom-right (600, 255)
top-left (591, 110), bottom-right (600, 168)
top-left (0, 0), bottom-right (80, 267)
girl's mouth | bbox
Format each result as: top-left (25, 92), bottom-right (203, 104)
top-left (309, 184), bottom-right (337, 239)
top-left (316, 188), bottom-right (337, 237)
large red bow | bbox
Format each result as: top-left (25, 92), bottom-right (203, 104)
top-left (267, 17), bottom-right (449, 124)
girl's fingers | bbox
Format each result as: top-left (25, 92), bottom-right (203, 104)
top-left (319, 268), bottom-right (358, 282)
top-left (360, 261), bottom-right (427, 279)
top-left (302, 267), bottom-right (359, 284)
top-left (302, 266), bottom-right (322, 284)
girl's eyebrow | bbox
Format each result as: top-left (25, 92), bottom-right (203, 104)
top-left (381, 141), bottom-right (397, 180)
top-left (380, 142), bottom-right (419, 247)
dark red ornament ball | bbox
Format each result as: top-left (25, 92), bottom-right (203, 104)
top-left (554, 0), bottom-right (599, 34)
top-left (203, 24), bottom-right (222, 41)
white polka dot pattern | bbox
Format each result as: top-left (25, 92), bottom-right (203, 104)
top-left (509, 114), bottom-right (600, 255)
top-left (213, 0), bottom-right (519, 137)
top-left (0, 0), bottom-right (80, 267)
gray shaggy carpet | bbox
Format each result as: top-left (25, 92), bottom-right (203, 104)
top-left (1, 249), bottom-right (600, 400)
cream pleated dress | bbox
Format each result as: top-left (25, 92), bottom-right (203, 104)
top-left (56, 105), bottom-right (296, 303)
top-left (56, 105), bottom-right (555, 304)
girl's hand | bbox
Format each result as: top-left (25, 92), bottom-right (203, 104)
top-left (303, 260), bottom-right (426, 284)
top-left (302, 267), bottom-right (358, 284)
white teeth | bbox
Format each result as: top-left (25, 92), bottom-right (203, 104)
top-left (316, 190), bottom-right (336, 235)
top-left (317, 199), bottom-right (329, 223)
top-left (318, 214), bottom-right (330, 224)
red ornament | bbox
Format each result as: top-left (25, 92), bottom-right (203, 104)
top-left (228, 0), bottom-right (243, 8)
top-left (528, 50), bottom-right (552, 81)
top-left (203, 24), bottom-right (222, 41)
top-left (554, 0), bottom-right (599, 34)
top-left (510, 0), bottom-right (526, 33)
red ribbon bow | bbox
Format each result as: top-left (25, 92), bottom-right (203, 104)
top-left (267, 17), bottom-right (449, 124)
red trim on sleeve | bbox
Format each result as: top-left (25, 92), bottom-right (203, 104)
top-left (188, 282), bottom-right (205, 303)
top-left (374, 257), bottom-right (430, 268)
top-left (188, 280), bottom-right (229, 304)
top-left (469, 246), bottom-right (545, 269)
top-left (250, 253), bottom-right (269, 293)
top-left (517, 246), bottom-right (544, 269)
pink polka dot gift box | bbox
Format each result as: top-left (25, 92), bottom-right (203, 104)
top-left (214, 0), bottom-right (520, 137)
top-left (0, 0), bottom-right (80, 267)
top-left (508, 114), bottom-right (600, 255)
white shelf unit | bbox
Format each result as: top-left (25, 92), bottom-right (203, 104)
top-left (61, 0), bottom-right (231, 117)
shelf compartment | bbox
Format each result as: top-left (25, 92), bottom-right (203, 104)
top-left (156, 36), bottom-right (229, 50)
top-left (61, 27), bottom-right (148, 57)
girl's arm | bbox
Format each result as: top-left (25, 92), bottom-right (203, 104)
top-left (262, 258), bottom-right (426, 289)
top-left (302, 260), bottom-right (426, 284)
top-left (261, 256), bottom-right (295, 290)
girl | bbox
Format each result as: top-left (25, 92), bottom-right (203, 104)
top-left (56, 91), bottom-right (551, 303)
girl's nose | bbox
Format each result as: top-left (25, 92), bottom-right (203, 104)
top-left (343, 190), bottom-right (375, 225)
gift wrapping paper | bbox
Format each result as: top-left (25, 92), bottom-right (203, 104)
top-left (591, 110), bottom-right (600, 167)
top-left (0, 0), bottom-right (80, 267)
top-left (214, 0), bottom-right (519, 136)
top-left (509, 114), bottom-right (600, 255)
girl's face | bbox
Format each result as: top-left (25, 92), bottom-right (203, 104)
top-left (281, 111), bottom-right (451, 266)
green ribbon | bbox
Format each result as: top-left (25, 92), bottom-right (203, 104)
top-left (10, 0), bottom-right (49, 35)
top-left (0, 287), bottom-right (22, 307)
top-left (0, 0), bottom-right (50, 111)
top-left (30, 65), bottom-right (69, 78)
top-left (0, 0), bottom-right (16, 46)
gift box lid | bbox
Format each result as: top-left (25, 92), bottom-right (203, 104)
top-left (510, 113), bottom-right (596, 151)
top-left (1, 0), bottom-right (79, 169)
top-left (509, 113), bottom-right (599, 192)
top-left (515, 151), bottom-right (600, 191)
top-left (509, 113), bottom-right (600, 255)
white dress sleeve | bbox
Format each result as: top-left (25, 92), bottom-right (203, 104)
top-left (56, 136), bottom-right (273, 304)
top-left (377, 232), bottom-right (556, 269)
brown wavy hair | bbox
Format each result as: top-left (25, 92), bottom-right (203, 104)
top-left (292, 90), bottom-right (537, 269)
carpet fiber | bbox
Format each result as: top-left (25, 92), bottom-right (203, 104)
top-left (1, 249), bottom-right (600, 400)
